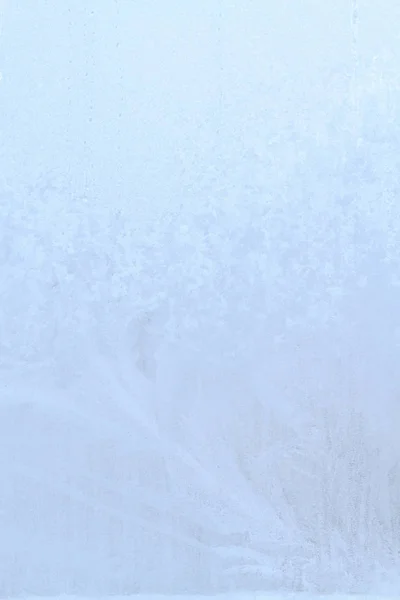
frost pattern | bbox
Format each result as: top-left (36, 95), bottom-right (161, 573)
top-left (1, 2), bottom-right (400, 596)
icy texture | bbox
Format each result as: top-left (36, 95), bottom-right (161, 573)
top-left (1, 1), bottom-right (400, 596)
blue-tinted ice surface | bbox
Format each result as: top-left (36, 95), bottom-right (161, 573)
top-left (1, 1), bottom-right (400, 596)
